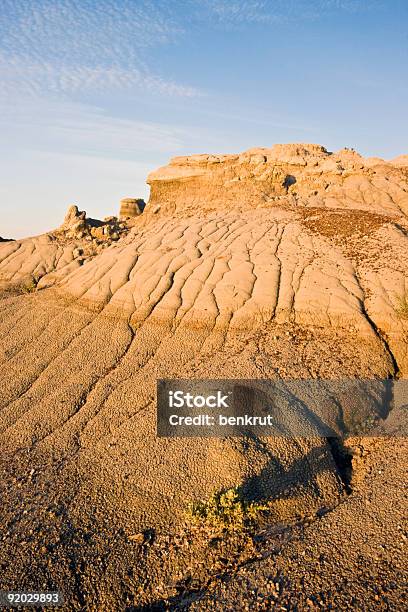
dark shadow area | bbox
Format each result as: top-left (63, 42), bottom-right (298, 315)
top-left (394, 223), bottom-right (408, 239)
top-left (86, 217), bottom-right (105, 228)
top-left (239, 437), bottom-right (337, 503)
top-left (327, 437), bottom-right (353, 493)
top-left (283, 175), bottom-right (296, 191)
top-left (232, 381), bottom-right (342, 438)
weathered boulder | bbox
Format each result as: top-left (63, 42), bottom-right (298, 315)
top-left (62, 204), bottom-right (86, 227)
top-left (57, 205), bottom-right (130, 243)
top-left (119, 197), bottom-right (145, 218)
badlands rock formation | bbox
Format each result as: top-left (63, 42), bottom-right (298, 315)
top-left (0, 143), bottom-right (407, 609)
top-left (119, 197), bottom-right (145, 218)
top-left (147, 143), bottom-right (408, 216)
top-left (0, 204), bottom-right (134, 291)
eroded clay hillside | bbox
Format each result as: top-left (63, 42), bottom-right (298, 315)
top-left (2, 144), bottom-right (407, 374)
top-left (0, 144), bottom-right (407, 609)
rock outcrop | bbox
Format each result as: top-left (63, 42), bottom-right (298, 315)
top-left (119, 197), bottom-right (145, 218)
top-left (58, 204), bottom-right (128, 242)
top-left (0, 205), bottom-right (136, 289)
top-left (59, 204), bottom-right (88, 238)
top-left (62, 203), bottom-right (86, 226)
top-left (147, 143), bottom-right (408, 218)
top-left (1, 144), bottom-right (408, 370)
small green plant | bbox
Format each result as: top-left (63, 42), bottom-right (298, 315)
top-left (395, 293), bottom-right (408, 319)
top-left (21, 278), bottom-right (38, 293)
top-left (187, 487), bottom-right (267, 533)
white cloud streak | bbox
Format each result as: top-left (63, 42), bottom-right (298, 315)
top-left (0, 0), bottom-right (199, 98)
top-left (197, 0), bottom-right (382, 24)
top-left (0, 54), bottom-right (200, 99)
top-left (0, 0), bottom-right (381, 99)
top-left (0, 99), bottom-right (189, 156)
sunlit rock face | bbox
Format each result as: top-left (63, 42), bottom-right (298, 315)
top-left (147, 143), bottom-right (408, 217)
top-left (0, 143), bottom-right (407, 541)
top-left (119, 197), bottom-right (145, 218)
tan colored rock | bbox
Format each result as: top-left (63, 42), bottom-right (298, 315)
top-left (119, 197), bottom-right (145, 218)
top-left (90, 226), bottom-right (106, 240)
top-left (62, 204), bottom-right (86, 228)
top-left (147, 143), bottom-right (408, 218)
top-left (392, 154), bottom-right (408, 167)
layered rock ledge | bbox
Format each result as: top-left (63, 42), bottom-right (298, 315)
top-left (147, 143), bottom-right (408, 217)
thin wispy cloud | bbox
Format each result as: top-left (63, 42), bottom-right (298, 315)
top-left (0, 54), bottom-right (199, 100)
top-left (1, 0), bottom-right (404, 241)
top-left (0, 100), bottom-right (189, 157)
top-left (199, 1), bottom-right (283, 24)
top-left (0, 0), bottom-right (198, 99)
top-left (197, 0), bottom-right (382, 25)
top-left (0, 0), bottom-right (382, 99)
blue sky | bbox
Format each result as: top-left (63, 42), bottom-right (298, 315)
top-left (1, 0), bottom-right (407, 238)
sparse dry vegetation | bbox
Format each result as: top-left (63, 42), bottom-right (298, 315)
top-left (21, 277), bottom-right (38, 293)
top-left (395, 293), bottom-right (408, 319)
top-left (187, 487), bottom-right (267, 533)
